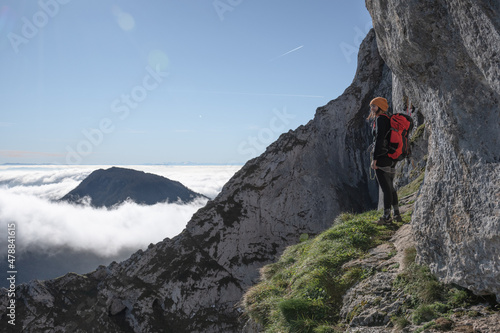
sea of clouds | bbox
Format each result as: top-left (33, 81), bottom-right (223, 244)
top-left (0, 165), bottom-right (241, 257)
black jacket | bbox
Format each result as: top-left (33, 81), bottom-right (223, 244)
top-left (372, 114), bottom-right (394, 167)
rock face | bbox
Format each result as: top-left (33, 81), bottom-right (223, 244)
top-left (366, 0), bottom-right (500, 299)
top-left (0, 31), bottom-right (391, 332)
top-left (60, 167), bottom-right (206, 207)
top-left (340, 224), bottom-right (415, 329)
top-left (340, 221), bottom-right (500, 333)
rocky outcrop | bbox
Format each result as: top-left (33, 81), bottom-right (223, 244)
top-left (60, 167), bottom-right (206, 208)
top-left (0, 31), bottom-right (391, 332)
top-left (366, 0), bottom-right (500, 299)
top-left (340, 221), bottom-right (500, 333)
top-left (340, 224), bottom-right (415, 329)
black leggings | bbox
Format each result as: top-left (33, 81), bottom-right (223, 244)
top-left (375, 168), bottom-right (398, 211)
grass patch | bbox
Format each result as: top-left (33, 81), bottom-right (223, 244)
top-left (242, 210), bottom-right (394, 332)
top-left (414, 320), bottom-right (436, 333)
top-left (391, 247), bottom-right (498, 328)
top-left (410, 124), bottom-right (426, 144)
top-left (412, 303), bottom-right (449, 324)
top-left (312, 325), bottom-right (343, 333)
top-left (397, 171), bottom-right (425, 198)
top-left (391, 248), bottom-right (448, 327)
top-left (394, 247), bottom-right (446, 304)
top-left (391, 315), bottom-right (410, 330)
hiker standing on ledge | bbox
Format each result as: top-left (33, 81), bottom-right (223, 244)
top-left (368, 97), bottom-right (403, 224)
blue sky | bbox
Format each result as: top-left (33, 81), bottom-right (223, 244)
top-left (0, 0), bottom-right (372, 165)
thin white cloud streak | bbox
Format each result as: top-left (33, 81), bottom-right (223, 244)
top-left (270, 45), bottom-right (304, 62)
top-left (0, 165), bottom-right (241, 257)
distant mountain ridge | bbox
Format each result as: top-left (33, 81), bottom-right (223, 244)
top-left (60, 167), bottom-right (206, 208)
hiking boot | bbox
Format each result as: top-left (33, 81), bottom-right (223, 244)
top-left (393, 214), bottom-right (403, 223)
top-left (375, 215), bottom-right (392, 225)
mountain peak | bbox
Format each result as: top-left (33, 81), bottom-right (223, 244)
top-left (60, 167), bottom-right (206, 208)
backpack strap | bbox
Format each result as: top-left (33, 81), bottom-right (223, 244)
top-left (373, 113), bottom-right (390, 128)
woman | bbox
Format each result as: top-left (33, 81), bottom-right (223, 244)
top-left (368, 97), bottom-right (402, 224)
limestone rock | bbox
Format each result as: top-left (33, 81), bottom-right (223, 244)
top-left (341, 225), bottom-right (414, 329)
top-left (366, 0), bottom-right (500, 299)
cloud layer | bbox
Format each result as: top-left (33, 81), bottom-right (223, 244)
top-left (0, 165), bottom-right (241, 257)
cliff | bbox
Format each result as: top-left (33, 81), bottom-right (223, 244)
top-left (366, 0), bottom-right (500, 299)
top-left (244, 0), bottom-right (500, 331)
top-left (60, 167), bottom-right (206, 208)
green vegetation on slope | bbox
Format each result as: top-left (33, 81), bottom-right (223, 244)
top-left (397, 170), bottom-right (425, 199)
top-left (242, 210), bottom-right (402, 333)
top-left (391, 247), bottom-right (497, 331)
top-left (242, 162), bottom-right (428, 332)
top-left (410, 123), bottom-right (426, 144)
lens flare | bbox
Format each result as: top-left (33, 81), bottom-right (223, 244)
top-left (148, 49), bottom-right (169, 72)
top-left (112, 5), bottom-right (135, 31)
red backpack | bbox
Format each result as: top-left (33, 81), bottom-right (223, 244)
top-left (382, 113), bottom-right (414, 161)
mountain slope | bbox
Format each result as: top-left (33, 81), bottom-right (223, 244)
top-left (60, 167), bottom-right (206, 207)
